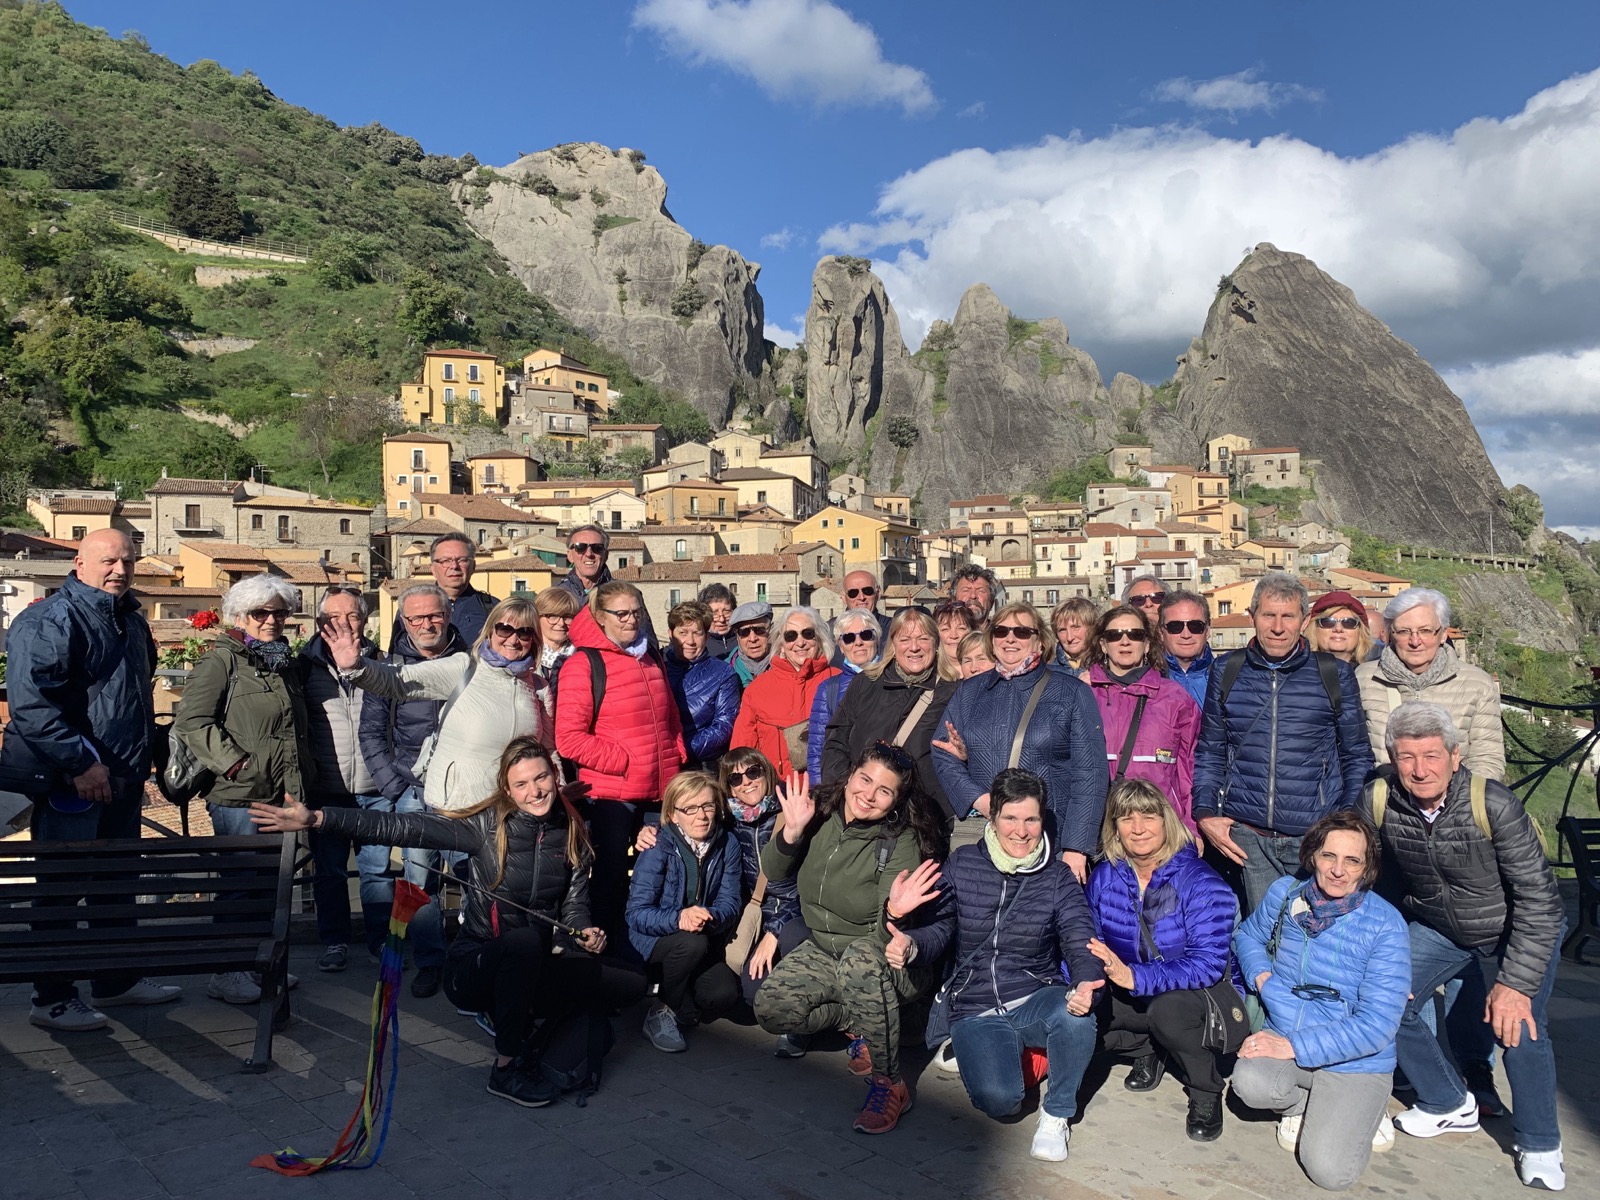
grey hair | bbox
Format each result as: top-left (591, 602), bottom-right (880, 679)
top-left (223, 573), bottom-right (299, 624)
top-left (833, 607), bottom-right (881, 661)
top-left (1159, 589), bottom-right (1211, 622)
top-left (1385, 587), bottom-right (1451, 631)
top-left (781, 605), bottom-right (835, 662)
top-left (428, 531), bottom-right (475, 563)
top-left (317, 587), bottom-right (370, 620)
top-left (1251, 571), bottom-right (1310, 616)
top-left (1121, 573), bottom-right (1165, 602)
top-left (398, 583), bottom-right (450, 613)
top-left (1384, 701), bottom-right (1462, 757)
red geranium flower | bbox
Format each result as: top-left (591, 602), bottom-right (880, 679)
top-left (189, 609), bottom-right (220, 630)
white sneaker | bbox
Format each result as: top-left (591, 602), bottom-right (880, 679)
top-left (1372, 1114), bottom-right (1395, 1153)
top-left (934, 1039), bottom-right (961, 1075)
top-left (1276, 1113), bottom-right (1303, 1153)
top-left (1030, 1111), bottom-right (1071, 1161)
top-left (250, 971), bottom-right (299, 991)
top-left (95, 978), bottom-right (182, 1007)
top-left (1394, 1093), bottom-right (1480, 1138)
top-left (1516, 1145), bottom-right (1565, 1191)
top-left (29, 997), bottom-right (108, 1032)
top-left (207, 971), bottom-right (262, 1005)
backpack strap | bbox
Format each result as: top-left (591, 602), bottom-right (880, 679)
top-left (1216, 650), bottom-right (1247, 706)
top-left (1112, 694), bottom-right (1149, 781)
top-left (1313, 650), bottom-right (1342, 712)
top-left (1371, 776), bottom-right (1388, 830)
top-left (875, 829), bottom-right (899, 877)
top-left (581, 647), bottom-right (607, 730)
top-left (1469, 775), bottom-right (1492, 843)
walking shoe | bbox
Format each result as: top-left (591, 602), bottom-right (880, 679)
top-left (934, 1039), bottom-right (961, 1075)
top-left (94, 979), bottom-right (181, 1006)
top-left (845, 1033), bottom-right (873, 1077)
top-left (486, 1059), bottom-right (558, 1108)
top-left (643, 1003), bottom-right (686, 1053)
top-left (1185, 1090), bottom-right (1224, 1142)
top-left (29, 997), bottom-right (108, 1032)
top-left (317, 945), bottom-right (349, 973)
top-left (411, 966), bottom-right (443, 998)
top-left (1394, 1093), bottom-right (1480, 1138)
top-left (1464, 1064), bottom-right (1510, 1119)
top-left (1372, 1114), bottom-right (1395, 1153)
top-left (1124, 1052), bottom-right (1166, 1092)
top-left (1030, 1111), bottom-right (1071, 1161)
top-left (207, 972), bottom-right (262, 1005)
top-left (1276, 1113), bottom-right (1303, 1153)
top-left (249, 971), bottom-right (299, 992)
top-left (853, 1074), bottom-right (912, 1134)
top-left (774, 1033), bottom-right (810, 1058)
top-left (1516, 1145), bottom-right (1565, 1191)
top-left (474, 1011), bottom-right (497, 1039)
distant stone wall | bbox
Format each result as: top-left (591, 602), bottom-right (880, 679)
top-left (194, 265), bottom-right (279, 288)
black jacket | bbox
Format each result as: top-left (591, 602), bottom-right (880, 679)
top-left (357, 627), bottom-right (468, 801)
top-left (1360, 767), bottom-right (1562, 996)
top-left (320, 802), bottom-right (589, 955)
top-left (822, 664), bottom-right (957, 808)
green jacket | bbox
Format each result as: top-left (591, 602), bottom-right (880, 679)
top-left (173, 633), bottom-right (311, 809)
top-left (760, 808), bottom-right (922, 958)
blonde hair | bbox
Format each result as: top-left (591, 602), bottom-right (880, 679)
top-left (866, 607), bottom-right (960, 682)
top-left (1098, 779), bottom-right (1193, 868)
top-left (534, 585), bottom-right (580, 618)
top-left (956, 630), bottom-right (991, 668)
top-left (661, 770), bottom-right (725, 824)
top-left (982, 601), bottom-right (1055, 662)
top-left (1306, 604), bottom-right (1375, 664)
top-left (472, 596), bottom-right (541, 657)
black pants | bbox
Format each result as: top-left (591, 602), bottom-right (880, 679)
top-left (649, 931), bottom-right (740, 1024)
top-left (1100, 986), bottom-right (1224, 1095)
top-left (585, 799), bottom-right (660, 950)
top-left (445, 927), bottom-right (648, 1059)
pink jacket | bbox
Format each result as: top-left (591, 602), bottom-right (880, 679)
top-left (1085, 664), bottom-right (1201, 831)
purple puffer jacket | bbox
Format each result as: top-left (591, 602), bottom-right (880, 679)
top-left (1085, 664), bottom-right (1201, 830)
top-left (1085, 844), bottom-right (1240, 996)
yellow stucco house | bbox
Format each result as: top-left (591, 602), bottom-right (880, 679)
top-left (400, 349), bottom-right (506, 426)
top-left (791, 505), bottom-right (921, 585)
top-left (644, 480), bottom-right (740, 525)
top-left (382, 433), bottom-right (454, 519)
top-left (521, 350), bottom-right (610, 417)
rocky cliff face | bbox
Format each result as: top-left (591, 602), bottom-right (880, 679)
top-left (457, 142), bottom-right (766, 426)
top-left (1168, 244), bottom-right (1512, 552)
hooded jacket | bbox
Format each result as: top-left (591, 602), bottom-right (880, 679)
top-left (1085, 845), bottom-right (1237, 996)
top-left (357, 626), bottom-right (469, 801)
top-left (731, 654), bottom-right (840, 777)
top-left (299, 633), bottom-right (379, 799)
top-left (555, 607), bottom-right (683, 801)
top-left (626, 821), bottom-right (745, 959)
top-left (820, 663), bottom-right (958, 807)
top-left (1084, 664), bottom-right (1201, 830)
top-left (665, 646), bottom-right (742, 769)
top-left (1356, 643), bottom-right (1506, 780)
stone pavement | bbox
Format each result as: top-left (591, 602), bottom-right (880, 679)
top-left (2, 938), bottom-right (1597, 1200)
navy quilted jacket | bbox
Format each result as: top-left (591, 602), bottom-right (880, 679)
top-left (626, 822), bottom-right (745, 960)
top-left (1085, 845), bottom-right (1239, 996)
top-left (728, 802), bottom-right (802, 938)
top-left (1191, 640), bottom-right (1373, 835)
top-left (665, 647), bottom-right (742, 769)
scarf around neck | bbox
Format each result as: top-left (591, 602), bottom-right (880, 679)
top-left (242, 634), bottom-right (294, 672)
top-left (996, 649), bottom-right (1041, 681)
top-left (983, 823), bottom-right (1047, 874)
top-left (731, 793), bottom-right (780, 825)
top-left (479, 643), bottom-right (534, 676)
top-left (1295, 881), bottom-right (1367, 938)
top-left (1377, 640), bottom-right (1457, 692)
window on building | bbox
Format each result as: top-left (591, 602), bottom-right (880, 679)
top-left (397, 474), bottom-right (409, 487)
top-left (442, 363), bottom-right (455, 381)
top-left (277, 515), bottom-right (290, 540)
top-left (669, 588), bottom-right (681, 607)
top-left (399, 499), bottom-right (410, 511)
top-left (611, 511), bottom-right (622, 531)
top-left (484, 465), bottom-right (497, 486)
top-left (350, 552), bottom-right (360, 565)
top-left (1175, 539), bottom-right (1186, 551)
top-left (674, 539), bottom-right (687, 560)
top-left (756, 490), bottom-right (767, 504)
top-left (412, 477), bottom-right (424, 494)
top-left (1218, 600), bottom-right (1232, 615)
top-left (617, 556), bottom-right (629, 568)
top-left (468, 363), bottom-right (480, 382)
top-left (838, 539), bottom-right (845, 551)
top-left (428, 475), bottom-right (438, 486)
top-left (756, 581), bottom-right (768, 601)
top-left (68, 524), bottom-right (87, 540)
top-left (1068, 561), bottom-right (1077, 576)
top-left (443, 405), bottom-right (454, 425)
top-left (588, 382), bottom-right (599, 392)
top-left (821, 518), bottom-right (829, 528)
top-left (728, 542), bottom-right (740, 553)
top-left (982, 522), bottom-right (994, 535)
top-left (251, 514), bottom-right (264, 530)
top-left (717, 498), bottom-right (726, 515)
top-left (850, 537), bottom-right (860, 550)
top-left (469, 388), bottom-right (480, 402)
top-left (339, 519), bottom-right (351, 535)
top-left (184, 504), bottom-right (201, 528)
top-left (689, 497), bottom-right (700, 515)
top-left (1022, 590), bottom-right (1034, 602)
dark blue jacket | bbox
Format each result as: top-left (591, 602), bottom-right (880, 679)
top-left (1191, 640), bottom-right (1373, 836)
top-left (932, 662), bottom-right (1109, 855)
top-left (1085, 845), bottom-right (1238, 996)
top-left (911, 835), bottom-right (1104, 1020)
top-left (665, 647), bottom-right (741, 769)
top-left (1, 573), bottom-right (155, 783)
top-left (387, 586), bottom-right (496, 651)
top-left (357, 626), bottom-right (468, 801)
top-left (1165, 645), bottom-right (1214, 710)
top-left (626, 822), bottom-right (745, 959)
top-left (728, 800), bottom-right (802, 938)
top-left (805, 661), bottom-right (862, 784)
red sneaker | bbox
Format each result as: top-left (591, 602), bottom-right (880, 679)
top-left (853, 1075), bottom-right (912, 1134)
top-left (846, 1034), bottom-right (873, 1077)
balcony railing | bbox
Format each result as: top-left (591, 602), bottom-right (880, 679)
top-left (169, 516), bottom-right (223, 535)
top-left (1500, 693), bottom-right (1599, 871)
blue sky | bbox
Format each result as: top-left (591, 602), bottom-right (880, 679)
top-left (62, 1), bottom-right (1600, 533)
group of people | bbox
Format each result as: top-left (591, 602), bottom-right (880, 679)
top-left (1, 528), bottom-right (1567, 1191)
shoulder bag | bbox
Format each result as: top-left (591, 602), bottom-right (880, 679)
top-left (1136, 906), bottom-right (1251, 1054)
top-left (1007, 671), bottom-right (1053, 769)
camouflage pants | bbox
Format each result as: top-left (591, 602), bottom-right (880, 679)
top-left (754, 936), bottom-right (937, 1078)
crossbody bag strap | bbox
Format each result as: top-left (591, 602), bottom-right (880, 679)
top-left (942, 875), bottom-right (1033, 998)
top-left (1113, 694), bottom-right (1149, 781)
top-left (891, 688), bottom-right (936, 747)
top-left (1136, 906), bottom-right (1165, 962)
top-left (752, 812), bottom-right (783, 904)
top-left (1007, 671), bottom-right (1052, 770)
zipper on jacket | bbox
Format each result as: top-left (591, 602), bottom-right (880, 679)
top-left (1266, 671), bottom-right (1282, 830)
top-left (987, 877), bottom-right (1010, 1012)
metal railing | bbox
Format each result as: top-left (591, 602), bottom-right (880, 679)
top-left (105, 207), bottom-right (312, 261)
top-left (1501, 694), bottom-right (1600, 868)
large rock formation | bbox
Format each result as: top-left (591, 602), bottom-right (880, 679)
top-left (456, 142), bottom-right (766, 426)
top-left (1166, 244), bottom-right (1513, 552)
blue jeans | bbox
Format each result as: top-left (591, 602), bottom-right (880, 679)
top-left (949, 987), bottom-right (1097, 1120)
top-left (1396, 920), bottom-right (1562, 1152)
top-left (1232, 825), bottom-right (1305, 916)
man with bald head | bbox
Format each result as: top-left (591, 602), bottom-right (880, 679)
top-left (2, 529), bottom-right (180, 1029)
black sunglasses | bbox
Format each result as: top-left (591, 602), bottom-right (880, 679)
top-left (839, 630), bottom-right (876, 645)
top-left (1103, 627), bottom-right (1150, 643)
top-left (1129, 593), bottom-right (1167, 607)
top-left (782, 628), bottom-right (817, 643)
top-left (726, 765), bottom-right (765, 785)
top-left (1316, 615), bottom-right (1361, 630)
top-left (736, 624), bottom-right (770, 638)
top-left (846, 586), bottom-right (878, 599)
top-left (568, 542), bottom-right (605, 556)
top-left (1163, 619), bottom-right (1208, 635)
top-left (493, 622), bottom-right (538, 640)
top-left (871, 740), bottom-right (916, 771)
top-left (1291, 982), bottom-right (1344, 1003)
top-left (990, 623), bottom-right (1038, 639)
top-left (248, 607), bottom-right (290, 621)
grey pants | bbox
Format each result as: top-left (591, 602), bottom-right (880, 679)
top-left (1231, 1057), bottom-right (1391, 1192)
top-left (1232, 826), bottom-right (1304, 915)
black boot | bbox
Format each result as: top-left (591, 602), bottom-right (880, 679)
top-left (1186, 1090), bottom-right (1224, 1142)
top-left (486, 1058), bottom-right (558, 1108)
top-left (1125, 1052), bottom-right (1166, 1092)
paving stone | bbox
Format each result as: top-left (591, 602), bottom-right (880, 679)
top-left (65, 1158), bottom-right (164, 1200)
top-left (28, 1110), bottom-right (129, 1168)
top-left (141, 1132), bottom-right (279, 1195)
top-left (9, 1152), bottom-right (81, 1200)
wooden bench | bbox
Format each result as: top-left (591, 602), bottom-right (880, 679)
top-left (0, 833), bottom-right (296, 1071)
top-left (1559, 816), bottom-right (1600, 964)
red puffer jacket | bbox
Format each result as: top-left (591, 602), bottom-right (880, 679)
top-left (731, 654), bottom-right (840, 776)
top-left (556, 607), bottom-right (683, 801)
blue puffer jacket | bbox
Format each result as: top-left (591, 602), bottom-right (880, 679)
top-left (357, 627), bottom-right (468, 801)
top-left (1191, 640), bottom-right (1373, 836)
top-left (0, 573), bottom-right (155, 783)
top-left (1234, 875), bottom-right (1410, 1073)
top-left (728, 799), bottom-right (802, 938)
top-left (805, 661), bottom-right (862, 785)
top-left (909, 835), bottom-right (1104, 1020)
top-left (1086, 846), bottom-right (1238, 996)
top-left (665, 648), bottom-right (742, 769)
top-left (626, 822), bottom-right (745, 960)
top-left (932, 662), bottom-right (1109, 855)
top-left (1165, 645), bottom-right (1214, 710)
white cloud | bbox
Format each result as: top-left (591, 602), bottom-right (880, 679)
top-left (1153, 69), bottom-right (1323, 114)
top-left (764, 318), bottom-right (804, 348)
top-left (760, 226), bottom-right (797, 250)
top-left (633, 0), bottom-right (935, 114)
top-left (958, 100), bottom-right (986, 119)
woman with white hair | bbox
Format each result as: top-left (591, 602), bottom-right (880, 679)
top-left (1355, 588), bottom-right (1505, 780)
top-left (805, 608), bottom-right (881, 784)
top-left (731, 606), bottom-right (839, 777)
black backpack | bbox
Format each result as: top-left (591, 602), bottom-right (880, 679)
top-left (530, 1009), bottom-right (615, 1104)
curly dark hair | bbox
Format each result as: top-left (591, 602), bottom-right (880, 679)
top-left (813, 741), bottom-right (947, 862)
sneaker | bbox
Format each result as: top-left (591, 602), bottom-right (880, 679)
top-left (1394, 1093), bottom-right (1480, 1138)
top-left (774, 1033), bottom-right (810, 1059)
top-left (853, 1074), bottom-right (912, 1134)
top-left (934, 1039), bottom-right (961, 1075)
top-left (317, 945), bottom-right (349, 973)
top-left (248, 971), bottom-right (299, 992)
top-left (643, 1003), bottom-right (686, 1053)
top-left (29, 997), bottom-right (108, 1032)
top-left (474, 1011), bottom-right (497, 1039)
top-left (846, 1034), bottom-right (873, 1077)
top-left (411, 966), bottom-right (443, 998)
top-left (207, 971), bottom-right (262, 1005)
top-left (1516, 1145), bottom-right (1565, 1191)
top-left (1125, 1052), bottom-right (1166, 1093)
top-left (486, 1059), bottom-right (558, 1108)
top-left (1276, 1113), bottom-right (1303, 1153)
top-left (94, 979), bottom-right (181, 1006)
top-left (1186, 1090), bottom-right (1224, 1142)
top-left (1030, 1111), bottom-right (1071, 1161)
top-left (1464, 1065), bottom-right (1510, 1120)
top-left (1372, 1114), bottom-right (1395, 1153)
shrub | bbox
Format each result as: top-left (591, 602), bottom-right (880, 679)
top-left (669, 280), bottom-right (706, 318)
top-left (885, 415), bottom-right (919, 448)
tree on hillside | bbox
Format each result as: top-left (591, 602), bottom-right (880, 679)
top-left (396, 272), bottom-right (463, 345)
top-left (165, 156), bottom-right (243, 241)
top-left (300, 357), bottom-right (396, 491)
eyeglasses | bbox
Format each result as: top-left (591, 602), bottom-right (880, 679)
top-left (991, 623), bottom-right (1038, 640)
top-left (402, 611), bottom-right (449, 627)
top-left (1290, 983), bottom-right (1344, 1003)
top-left (540, 613), bottom-right (571, 624)
top-left (736, 625), bottom-right (770, 639)
top-left (846, 587), bottom-right (878, 599)
top-left (1103, 627), bottom-right (1150, 643)
top-left (601, 607), bottom-right (643, 622)
top-left (726, 766), bottom-right (765, 785)
top-left (675, 801), bottom-right (721, 818)
top-left (1163, 619), bottom-right (1208, 635)
top-left (1316, 615), bottom-right (1362, 631)
top-left (493, 622), bottom-right (538, 640)
top-left (1392, 625), bottom-right (1441, 640)
top-left (569, 542), bottom-right (605, 556)
top-left (1129, 593), bottom-right (1167, 607)
top-left (248, 608), bottom-right (289, 621)
top-left (783, 628), bottom-right (817, 643)
top-left (838, 630), bottom-right (876, 645)
top-left (432, 557), bottom-right (471, 568)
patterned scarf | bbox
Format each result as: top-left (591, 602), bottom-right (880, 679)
top-left (731, 793), bottom-right (780, 826)
top-left (243, 635), bottom-right (295, 673)
top-left (982, 822), bottom-right (1047, 873)
top-left (996, 650), bottom-right (1041, 681)
top-left (1295, 881), bottom-right (1367, 938)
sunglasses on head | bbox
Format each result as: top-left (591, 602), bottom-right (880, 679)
top-left (726, 765), bottom-right (765, 785)
top-left (1163, 619), bottom-right (1208, 635)
top-left (1103, 626), bottom-right (1150, 643)
top-left (1129, 593), bottom-right (1167, 607)
top-left (1316, 615), bottom-right (1361, 630)
top-left (568, 542), bottom-right (605, 556)
top-left (493, 622), bottom-right (538, 640)
top-left (783, 627), bottom-right (817, 643)
top-left (845, 586), bottom-right (877, 599)
top-left (871, 740), bottom-right (916, 771)
top-left (991, 623), bottom-right (1038, 640)
top-left (839, 629), bottom-right (876, 645)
